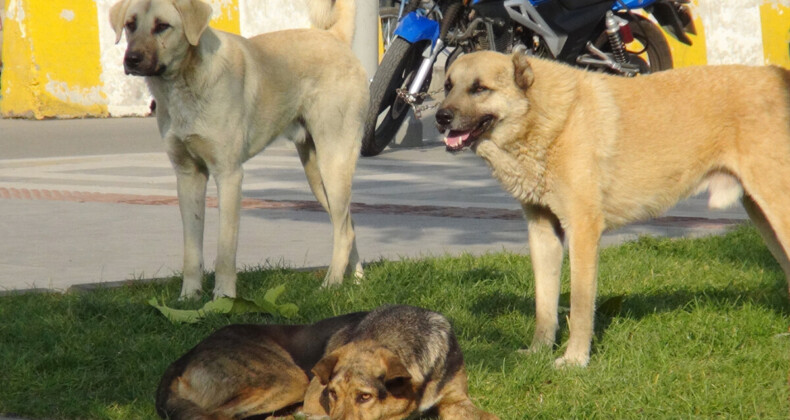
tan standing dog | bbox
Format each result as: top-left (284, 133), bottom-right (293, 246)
top-left (436, 50), bottom-right (790, 367)
top-left (109, 0), bottom-right (368, 299)
top-left (303, 305), bottom-right (498, 419)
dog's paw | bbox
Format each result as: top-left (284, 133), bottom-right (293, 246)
top-left (320, 277), bottom-right (343, 288)
top-left (212, 288), bottom-right (236, 300)
top-left (351, 269), bottom-right (364, 285)
top-left (352, 263), bottom-right (364, 282)
top-left (553, 354), bottom-right (589, 368)
top-left (178, 287), bottom-right (202, 301)
top-left (526, 331), bottom-right (556, 352)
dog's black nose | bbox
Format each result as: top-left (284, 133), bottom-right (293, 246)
top-left (124, 51), bottom-right (143, 69)
top-left (435, 108), bottom-right (454, 127)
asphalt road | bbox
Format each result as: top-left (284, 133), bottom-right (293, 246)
top-left (0, 116), bottom-right (746, 294)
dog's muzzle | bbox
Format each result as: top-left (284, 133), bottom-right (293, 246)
top-left (123, 50), bottom-right (164, 76)
top-left (435, 108), bottom-right (454, 131)
top-left (436, 107), bottom-right (496, 152)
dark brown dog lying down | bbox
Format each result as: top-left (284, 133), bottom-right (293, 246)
top-left (156, 305), bottom-right (497, 420)
top-left (155, 312), bottom-right (367, 419)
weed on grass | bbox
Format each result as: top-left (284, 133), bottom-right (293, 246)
top-left (0, 225), bottom-right (788, 419)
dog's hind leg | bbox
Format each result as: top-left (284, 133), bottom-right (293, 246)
top-left (296, 134), bottom-right (364, 280)
top-left (309, 131), bottom-right (362, 287)
top-left (295, 134), bottom-right (331, 214)
top-left (215, 383), bottom-right (308, 419)
top-left (743, 194), bottom-right (790, 294)
top-left (736, 136), bottom-right (790, 296)
top-left (168, 140), bottom-right (210, 300)
top-left (524, 205), bottom-right (565, 352)
top-left (438, 400), bottom-right (499, 420)
top-left (296, 134), bottom-right (362, 285)
top-left (296, 134), bottom-right (362, 277)
top-left (435, 368), bottom-right (500, 420)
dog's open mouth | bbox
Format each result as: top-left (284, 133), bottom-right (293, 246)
top-left (443, 115), bottom-right (495, 152)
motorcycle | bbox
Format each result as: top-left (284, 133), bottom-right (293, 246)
top-left (361, 0), bottom-right (696, 157)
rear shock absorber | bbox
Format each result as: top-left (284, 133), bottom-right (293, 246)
top-left (605, 11), bottom-right (628, 64)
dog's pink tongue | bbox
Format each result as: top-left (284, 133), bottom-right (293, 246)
top-left (444, 131), bottom-right (470, 149)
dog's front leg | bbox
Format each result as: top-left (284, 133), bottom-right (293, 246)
top-left (213, 168), bottom-right (243, 299)
top-left (170, 152), bottom-right (209, 300)
top-left (524, 205), bottom-right (564, 352)
top-left (556, 215), bottom-right (604, 367)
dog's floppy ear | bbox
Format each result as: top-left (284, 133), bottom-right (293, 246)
top-left (173, 0), bottom-right (213, 46)
top-left (382, 352), bottom-right (411, 382)
top-left (380, 351), bottom-right (413, 397)
top-left (109, 0), bottom-right (132, 44)
top-left (312, 353), bottom-right (338, 386)
top-left (512, 48), bottom-right (534, 90)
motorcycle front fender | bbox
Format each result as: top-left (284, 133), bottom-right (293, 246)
top-left (646, 0), bottom-right (696, 45)
top-left (394, 12), bottom-right (441, 46)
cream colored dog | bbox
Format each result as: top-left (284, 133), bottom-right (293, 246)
top-left (109, 0), bottom-right (368, 299)
top-left (436, 50), bottom-right (790, 367)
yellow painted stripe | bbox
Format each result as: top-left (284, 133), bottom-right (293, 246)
top-left (1, 0), bottom-right (107, 119)
top-left (760, 3), bottom-right (790, 68)
top-left (665, 0), bottom-right (707, 68)
top-left (378, 15), bottom-right (384, 62)
top-left (1, 0), bottom-right (35, 117)
top-left (207, 0), bottom-right (240, 34)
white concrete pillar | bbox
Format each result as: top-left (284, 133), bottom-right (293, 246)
top-left (352, 0), bottom-right (378, 81)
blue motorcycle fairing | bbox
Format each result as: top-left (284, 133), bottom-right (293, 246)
top-left (394, 12), bottom-right (441, 46)
top-left (612, 0), bottom-right (657, 11)
top-left (473, 0), bottom-right (658, 10)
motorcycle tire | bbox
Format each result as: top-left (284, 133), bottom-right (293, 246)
top-left (625, 15), bottom-right (673, 72)
top-left (361, 38), bottom-right (428, 157)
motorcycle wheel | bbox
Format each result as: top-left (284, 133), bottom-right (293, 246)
top-left (361, 38), bottom-right (429, 157)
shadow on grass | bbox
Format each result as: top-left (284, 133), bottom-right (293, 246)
top-left (2, 225), bottom-right (788, 418)
top-left (457, 226), bottom-right (789, 371)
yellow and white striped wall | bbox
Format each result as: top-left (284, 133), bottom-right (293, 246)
top-left (0, 0), bottom-right (312, 119)
top-left (0, 0), bottom-right (788, 119)
top-left (675, 0), bottom-right (790, 68)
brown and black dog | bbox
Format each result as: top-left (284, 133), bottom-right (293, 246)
top-left (303, 305), bottom-right (498, 420)
top-left (157, 306), bottom-right (497, 419)
top-left (155, 312), bottom-right (367, 419)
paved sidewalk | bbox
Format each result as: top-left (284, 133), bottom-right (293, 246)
top-left (0, 117), bottom-right (747, 293)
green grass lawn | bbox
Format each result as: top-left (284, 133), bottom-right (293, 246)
top-left (1, 225), bottom-right (788, 419)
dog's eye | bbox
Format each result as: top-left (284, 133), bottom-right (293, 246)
top-left (154, 22), bottom-right (171, 34)
top-left (125, 20), bottom-right (137, 32)
top-left (470, 82), bottom-right (489, 94)
top-left (444, 79), bottom-right (453, 93)
top-left (356, 393), bottom-right (373, 403)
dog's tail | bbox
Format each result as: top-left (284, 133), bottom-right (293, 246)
top-left (307, 0), bottom-right (356, 45)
